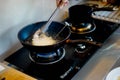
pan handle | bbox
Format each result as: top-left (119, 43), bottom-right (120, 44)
top-left (66, 39), bottom-right (102, 47)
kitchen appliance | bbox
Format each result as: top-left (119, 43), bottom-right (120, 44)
top-left (4, 4), bottom-right (120, 80)
top-left (4, 19), bottom-right (119, 80)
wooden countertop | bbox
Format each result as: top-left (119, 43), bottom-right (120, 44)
top-left (0, 63), bottom-right (37, 80)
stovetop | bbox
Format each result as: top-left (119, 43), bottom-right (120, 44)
top-left (4, 19), bottom-right (120, 80)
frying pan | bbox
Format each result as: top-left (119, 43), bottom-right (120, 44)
top-left (18, 21), bottom-right (71, 53)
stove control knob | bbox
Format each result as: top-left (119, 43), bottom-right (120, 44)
top-left (75, 44), bottom-right (86, 53)
top-left (85, 36), bottom-right (93, 41)
top-left (74, 44), bottom-right (88, 59)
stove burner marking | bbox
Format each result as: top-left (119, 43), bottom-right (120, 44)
top-left (29, 48), bottom-right (65, 65)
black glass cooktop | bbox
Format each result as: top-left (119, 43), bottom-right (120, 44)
top-left (5, 19), bottom-right (120, 80)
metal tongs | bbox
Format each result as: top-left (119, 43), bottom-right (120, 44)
top-left (34, 0), bottom-right (63, 37)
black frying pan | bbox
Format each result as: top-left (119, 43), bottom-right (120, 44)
top-left (18, 21), bottom-right (71, 53)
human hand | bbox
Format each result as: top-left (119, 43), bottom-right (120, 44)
top-left (56, 0), bottom-right (69, 8)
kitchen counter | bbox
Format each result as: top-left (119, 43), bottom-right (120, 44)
top-left (0, 63), bottom-right (37, 80)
